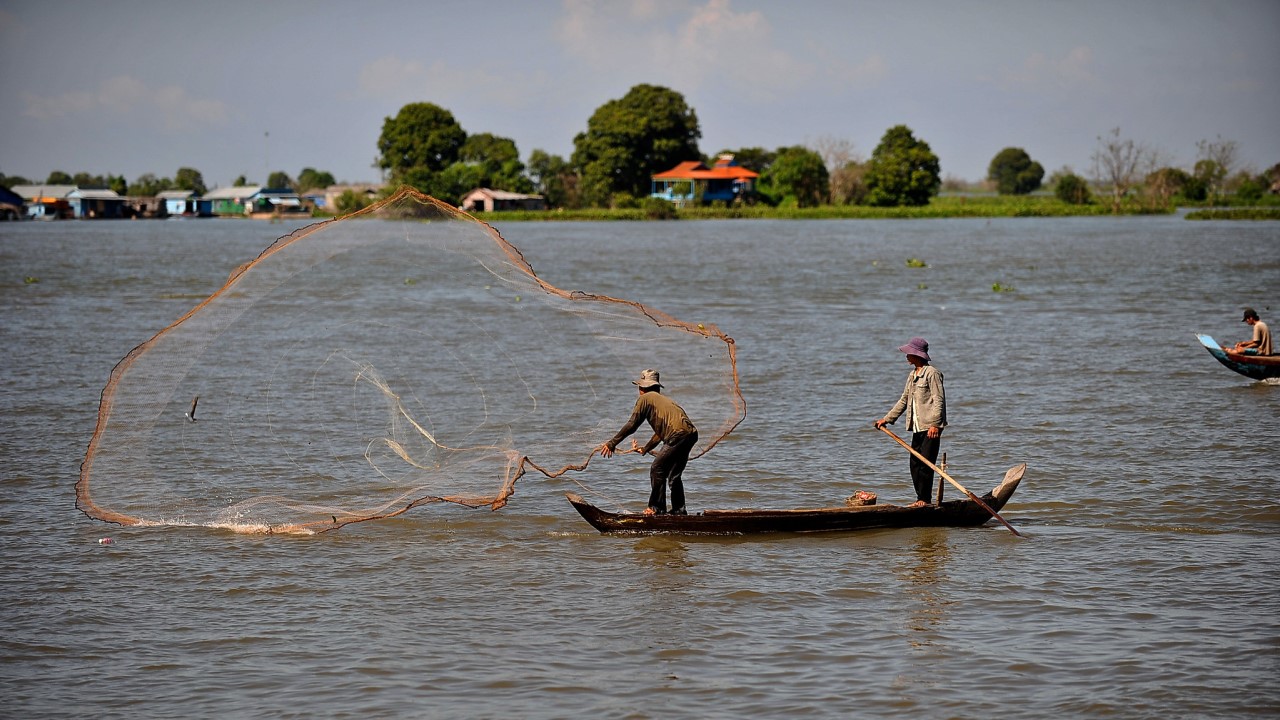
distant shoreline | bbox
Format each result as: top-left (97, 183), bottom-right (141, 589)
top-left (437, 195), bottom-right (1277, 222)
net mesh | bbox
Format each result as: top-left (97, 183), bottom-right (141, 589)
top-left (78, 188), bottom-right (744, 533)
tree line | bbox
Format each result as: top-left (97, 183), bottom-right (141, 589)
top-left (372, 84), bottom-right (1276, 212)
top-left (372, 84), bottom-right (945, 211)
top-left (4, 83), bottom-right (1276, 213)
top-left (0, 166), bottom-right (338, 200)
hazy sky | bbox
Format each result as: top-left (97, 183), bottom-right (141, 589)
top-left (2, 0), bottom-right (1277, 189)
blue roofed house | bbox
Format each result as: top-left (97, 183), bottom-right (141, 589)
top-left (0, 185), bottom-right (24, 219)
top-left (248, 187), bottom-right (308, 216)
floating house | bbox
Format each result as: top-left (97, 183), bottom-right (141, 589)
top-left (202, 186), bottom-right (261, 216)
top-left (459, 188), bottom-right (546, 212)
top-left (650, 154), bottom-right (759, 206)
top-left (68, 188), bottom-right (125, 218)
top-left (202, 186), bottom-right (308, 217)
top-left (11, 184), bottom-right (76, 219)
top-left (156, 190), bottom-right (212, 217)
top-left (249, 187), bottom-right (308, 216)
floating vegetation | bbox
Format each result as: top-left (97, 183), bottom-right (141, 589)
top-left (905, 258), bottom-right (928, 268)
top-left (917, 283), bottom-right (928, 290)
top-left (1185, 208), bottom-right (1280, 221)
top-left (992, 283), bottom-right (1016, 293)
top-left (24, 276), bottom-right (40, 284)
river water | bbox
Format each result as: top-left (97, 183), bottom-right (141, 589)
top-left (2, 214), bottom-right (1277, 718)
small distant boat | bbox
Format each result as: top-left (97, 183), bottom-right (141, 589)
top-left (567, 464), bottom-right (1025, 535)
top-left (1196, 334), bottom-right (1280, 381)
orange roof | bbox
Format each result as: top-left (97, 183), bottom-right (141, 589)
top-left (652, 161), bottom-right (759, 181)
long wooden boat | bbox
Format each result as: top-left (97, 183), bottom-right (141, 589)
top-left (567, 463), bottom-right (1025, 535)
top-left (1196, 334), bottom-right (1280, 381)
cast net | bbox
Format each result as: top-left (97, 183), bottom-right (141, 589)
top-left (78, 188), bottom-right (744, 533)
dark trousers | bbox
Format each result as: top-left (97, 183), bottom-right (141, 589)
top-left (910, 431), bottom-right (941, 503)
top-left (649, 431), bottom-right (697, 514)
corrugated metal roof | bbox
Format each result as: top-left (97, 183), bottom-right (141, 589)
top-left (10, 184), bottom-right (77, 199)
top-left (463, 188), bottom-right (544, 201)
top-left (157, 190), bottom-right (196, 199)
top-left (70, 188), bottom-right (122, 199)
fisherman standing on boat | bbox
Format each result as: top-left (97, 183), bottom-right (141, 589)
top-left (1230, 308), bottom-right (1271, 355)
top-left (874, 337), bottom-right (947, 508)
top-left (597, 369), bottom-right (699, 516)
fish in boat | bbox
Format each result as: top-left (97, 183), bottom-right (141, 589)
top-left (567, 463), bottom-right (1025, 535)
top-left (1196, 334), bottom-right (1280, 381)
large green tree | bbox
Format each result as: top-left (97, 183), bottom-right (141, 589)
top-left (760, 146), bottom-right (829, 207)
top-left (527, 149), bottom-right (577, 208)
top-left (1053, 171), bottom-right (1092, 205)
top-left (128, 173), bottom-right (168, 196)
top-left (431, 163), bottom-right (485, 203)
top-left (987, 147), bottom-right (1044, 195)
top-left (456, 133), bottom-right (533, 193)
top-left (571, 84), bottom-right (702, 207)
top-left (266, 171), bottom-right (294, 189)
top-left (296, 168), bottom-right (335, 193)
top-left (377, 102), bottom-right (466, 185)
top-left (72, 172), bottom-right (107, 188)
top-left (174, 167), bottom-right (207, 195)
top-left (715, 147), bottom-right (776, 174)
top-left (864, 125), bottom-right (941, 207)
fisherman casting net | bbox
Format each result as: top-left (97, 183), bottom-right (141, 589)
top-left (78, 189), bottom-right (744, 533)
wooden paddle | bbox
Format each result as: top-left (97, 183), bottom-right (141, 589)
top-left (878, 426), bottom-right (1023, 537)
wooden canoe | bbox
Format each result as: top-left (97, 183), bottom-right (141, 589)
top-left (1196, 334), bottom-right (1280, 381)
top-left (567, 463), bottom-right (1025, 535)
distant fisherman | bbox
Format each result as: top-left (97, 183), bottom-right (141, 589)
top-left (1230, 308), bottom-right (1271, 355)
top-left (597, 369), bottom-right (698, 515)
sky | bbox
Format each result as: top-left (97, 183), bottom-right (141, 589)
top-left (2, 0), bottom-right (1278, 189)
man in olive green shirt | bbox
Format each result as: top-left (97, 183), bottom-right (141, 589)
top-left (598, 369), bottom-right (698, 515)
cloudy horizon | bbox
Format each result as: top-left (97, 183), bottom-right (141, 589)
top-left (2, 0), bottom-right (1277, 189)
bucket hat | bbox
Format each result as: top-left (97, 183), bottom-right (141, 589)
top-left (633, 368), bottom-right (663, 389)
top-left (897, 337), bottom-right (931, 361)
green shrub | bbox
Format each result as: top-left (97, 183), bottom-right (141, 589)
top-left (640, 197), bottom-right (677, 220)
top-left (1054, 174), bottom-right (1092, 205)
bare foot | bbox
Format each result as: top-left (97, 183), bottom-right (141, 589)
top-left (907, 500), bottom-right (928, 508)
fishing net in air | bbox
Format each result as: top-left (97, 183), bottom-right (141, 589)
top-left (78, 188), bottom-right (744, 533)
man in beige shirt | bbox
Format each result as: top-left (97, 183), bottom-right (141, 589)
top-left (875, 337), bottom-right (947, 508)
top-left (1232, 308), bottom-right (1271, 355)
